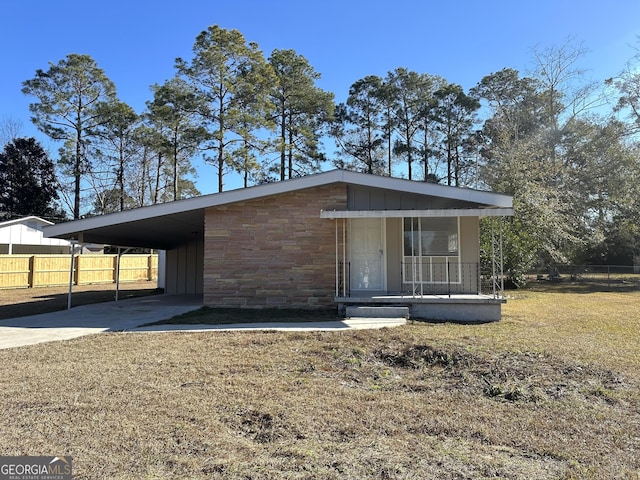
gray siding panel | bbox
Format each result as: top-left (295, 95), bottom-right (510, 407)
top-left (165, 237), bottom-right (204, 295)
top-left (347, 185), bottom-right (478, 210)
top-left (386, 218), bottom-right (402, 292)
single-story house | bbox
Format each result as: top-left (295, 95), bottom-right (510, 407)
top-left (44, 170), bottom-right (513, 322)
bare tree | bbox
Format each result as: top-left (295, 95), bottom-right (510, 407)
top-left (0, 116), bottom-right (23, 146)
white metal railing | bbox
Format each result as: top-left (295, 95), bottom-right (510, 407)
top-left (402, 256), bottom-right (465, 296)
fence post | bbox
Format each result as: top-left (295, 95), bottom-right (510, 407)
top-left (28, 255), bottom-right (35, 288)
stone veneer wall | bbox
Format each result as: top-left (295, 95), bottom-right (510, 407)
top-left (203, 184), bottom-right (347, 308)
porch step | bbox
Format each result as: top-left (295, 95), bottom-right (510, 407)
top-left (345, 306), bottom-right (410, 319)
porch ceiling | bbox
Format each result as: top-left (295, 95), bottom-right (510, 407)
top-left (51, 209), bottom-right (205, 250)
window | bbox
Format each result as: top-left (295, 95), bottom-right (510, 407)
top-left (403, 217), bottom-right (458, 256)
top-left (403, 217), bottom-right (461, 288)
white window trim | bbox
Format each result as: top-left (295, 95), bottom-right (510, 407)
top-left (401, 217), bottom-right (462, 288)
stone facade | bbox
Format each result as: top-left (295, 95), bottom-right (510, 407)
top-left (203, 184), bottom-right (347, 308)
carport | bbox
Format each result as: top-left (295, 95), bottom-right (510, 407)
top-left (43, 196), bottom-right (210, 308)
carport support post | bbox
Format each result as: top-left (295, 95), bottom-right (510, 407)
top-left (67, 242), bottom-right (77, 310)
top-left (115, 247), bottom-right (121, 302)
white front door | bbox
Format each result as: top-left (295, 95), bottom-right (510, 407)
top-left (349, 218), bottom-right (385, 292)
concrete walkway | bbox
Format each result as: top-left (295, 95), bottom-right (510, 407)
top-left (0, 295), bottom-right (406, 350)
top-left (132, 317), bottom-right (407, 333)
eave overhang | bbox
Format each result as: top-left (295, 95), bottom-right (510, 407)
top-left (320, 208), bottom-right (515, 219)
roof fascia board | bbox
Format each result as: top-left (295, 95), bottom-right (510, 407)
top-left (43, 171), bottom-right (346, 238)
top-left (44, 169), bottom-right (512, 239)
top-left (0, 216), bottom-right (54, 228)
top-left (320, 208), bottom-right (515, 219)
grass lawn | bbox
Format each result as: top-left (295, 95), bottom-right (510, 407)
top-left (0, 286), bottom-right (638, 479)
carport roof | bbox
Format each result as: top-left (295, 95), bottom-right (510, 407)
top-left (43, 170), bottom-right (513, 250)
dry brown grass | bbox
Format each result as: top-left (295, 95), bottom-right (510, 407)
top-left (0, 287), bottom-right (639, 479)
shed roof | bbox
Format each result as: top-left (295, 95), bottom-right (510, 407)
top-left (44, 170), bottom-right (513, 250)
top-left (0, 216), bottom-right (72, 249)
top-left (0, 216), bottom-right (54, 228)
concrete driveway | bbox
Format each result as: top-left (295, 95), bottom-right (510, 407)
top-left (0, 295), bottom-right (407, 350)
top-left (0, 295), bottom-right (203, 350)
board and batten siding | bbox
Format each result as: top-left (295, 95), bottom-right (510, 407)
top-left (164, 237), bottom-right (204, 295)
top-left (347, 185), bottom-right (480, 210)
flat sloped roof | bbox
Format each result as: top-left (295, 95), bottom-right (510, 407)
top-left (44, 170), bottom-right (513, 250)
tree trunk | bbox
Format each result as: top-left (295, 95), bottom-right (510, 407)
top-left (406, 125), bottom-right (412, 180)
top-left (139, 146), bottom-right (148, 207)
top-left (447, 142), bottom-right (453, 186)
top-left (74, 128), bottom-right (82, 219)
top-left (280, 108), bottom-right (286, 181)
top-left (218, 151), bottom-right (224, 193)
top-left (287, 112), bottom-right (293, 179)
top-left (119, 140), bottom-right (125, 211)
top-left (173, 130), bottom-right (179, 200)
top-left (217, 86), bottom-right (225, 192)
top-left (153, 153), bottom-right (163, 204)
top-left (454, 146), bottom-right (459, 187)
top-left (423, 127), bottom-right (429, 181)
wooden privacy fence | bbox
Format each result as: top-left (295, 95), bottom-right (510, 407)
top-left (0, 254), bottom-right (158, 289)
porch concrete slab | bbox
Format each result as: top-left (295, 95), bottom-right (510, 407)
top-left (337, 293), bottom-right (505, 322)
top-left (346, 305), bottom-right (410, 318)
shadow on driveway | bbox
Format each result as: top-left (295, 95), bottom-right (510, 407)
top-left (0, 286), bottom-right (162, 320)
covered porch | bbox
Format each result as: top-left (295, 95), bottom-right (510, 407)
top-left (321, 208), bottom-right (512, 322)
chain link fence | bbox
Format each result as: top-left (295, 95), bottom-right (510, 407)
top-left (527, 265), bottom-right (640, 291)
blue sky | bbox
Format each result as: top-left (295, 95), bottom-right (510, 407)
top-left (1, 0), bottom-right (639, 193)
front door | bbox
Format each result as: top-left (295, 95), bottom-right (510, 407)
top-left (349, 218), bottom-right (385, 292)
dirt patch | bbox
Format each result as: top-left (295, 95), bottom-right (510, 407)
top-left (0, 282), bottom-right (160, 320)
top-left (371, 342), bottom-right (626, 403)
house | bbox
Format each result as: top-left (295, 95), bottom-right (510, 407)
top-left (0, 216), bottom-right (105, 255)
top-left (0, 216), bottom-right (73, 254)
top-left (44, 170), bottom-right (513, 322)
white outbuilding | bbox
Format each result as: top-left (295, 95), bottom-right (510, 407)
top-left (0, 216), bottom-right (73, 254)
